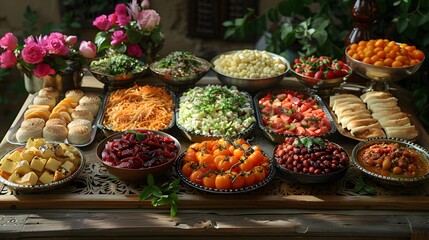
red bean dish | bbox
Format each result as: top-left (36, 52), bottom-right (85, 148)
top-left (101, 130), bottom-right (178, 169)
top-left (274, 137), bottom-right (349, 174)
top-left (358, 142), bottom-right (428, 178)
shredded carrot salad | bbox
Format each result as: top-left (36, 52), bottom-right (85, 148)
top-left (102, 85), bottom-right (174, 131)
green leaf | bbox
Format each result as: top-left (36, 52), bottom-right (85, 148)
top-left (139, 186), bottom-right (155, 200)
top-left (147, 174), bottom-right (155, 186)
top-left (280, 22), bottom-right (294, 40)
top-left (267, 8), bottom-right (279, 23)
top-left (312, 29), bottom-right (328, 46)
top-left (126, 28), bottom-right (143, 44)
top-left (312, 17), bottom-right (330, 30)
top-left (223, 21), bottom-right (233, 27)
top-left (396, 17), bottom-right (409, 33)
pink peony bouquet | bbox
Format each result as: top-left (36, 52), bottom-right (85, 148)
top-left (0, 32), bottom-right (97, 78)
top-left (92, 0), bottom-right (164, 63)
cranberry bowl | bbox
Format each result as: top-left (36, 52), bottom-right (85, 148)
top-left (96, 129), bottom-right (181, 181)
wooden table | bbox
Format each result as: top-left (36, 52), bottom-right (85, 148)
top-left (1, 75), bottom-right (429, 239)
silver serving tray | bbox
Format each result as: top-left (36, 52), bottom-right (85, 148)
top-left (254, 88), bottom-right (336, 143)
top-left (6, 89), bottom-right (102, 147)
top-left (175, 86), bottom-right (256, 142)
top-left (97, 85), bottom-right (176, 136)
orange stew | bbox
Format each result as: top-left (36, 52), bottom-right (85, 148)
top-left (357, 142), bottom-right (428, 178)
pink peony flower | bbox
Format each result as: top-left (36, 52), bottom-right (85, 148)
top-left (49, 32), bottom-right (66, 41)
top-left (137, 9), bottom-right (160, 31)
top-left (108, 13), bottom-right (118, 27)
top-left (33, 63), bottom-right (55, 78)
top-left (46, 37), bottom-right (69, 56)
top-left (21, 42), bottom-right (46, 64)
top-left (0, 50), bottom-right (17, 68)
top-left (0, 32), bottom-right (18, 51)
top-left (111, 30), bottom-right (127, 46)
top-left (141, 0), bottom-right (150, 9)
top-left (127, 44), bottom-right (142, 58)
top-left (66, 35), bottom-right (78, 46)
top-left (24, 36), bottom-right (36, 45)
top-left (79, 41), bottom-right (97, 59)
top-left (93, 15), bottom-right (111, 31)
top-left (115, 3), bottom-right (129, 16)
top-left (117, 14), bottom-right (131, 27)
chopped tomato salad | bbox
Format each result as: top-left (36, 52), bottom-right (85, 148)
top-left (258, 90), bottom-right (332, 136)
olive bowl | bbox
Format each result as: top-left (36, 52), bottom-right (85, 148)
top-left (351, 137), bottom-right (429, 187)
top-left (88, 63), bottom-right (148, 90)
top-left (96, 130), bottom-right (181, 182)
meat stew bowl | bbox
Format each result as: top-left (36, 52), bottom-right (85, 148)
top-left (351, 137), bottom-right (429, 187)
top-left (96, 129), bottom-right (181, 182)
top-left (274, 136), bottom-right (349, 184)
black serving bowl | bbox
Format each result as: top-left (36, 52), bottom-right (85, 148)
top-left (273, 137), bottom-right (349, 184)
top-left (351, 137), bottom-right (429, 187)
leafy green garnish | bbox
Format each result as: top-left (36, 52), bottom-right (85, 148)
top-left (295, 136), bottom-right (326, 149)
top-left (353, 176), bottom-right (376, 195)
top-left (139, 174), bottom-right (181, 217)
top-left (90, 52), bottom-right (146, 75)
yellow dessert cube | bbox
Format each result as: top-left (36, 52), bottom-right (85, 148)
top-left (61, 161), bottom-right (77, 173)
top-left (7, 150), bottom-right (22, 162)
top-left (0, 153), bottom-right (11, 164)
top-left (30, 157), bottom-right (47, 172)
top-left (39, 171), bottom-right (54, 184)
top-left (14, 160), bottom-right (31, 175)
top-left (0, 159), bottom-right (16, 174)
top-left (45, 158), bottom-right (62, 172)
top-left (20, 149), bottom-right (36, 162)
top-left (39, 145), bottom-right (56, 159)
top-left (8, 172), bottom-right (21, 184)
top-left (26, 138), bottom-right (46, 149)
top-left (53, 169), bottom-right (67, 181)
top-left (20, 172), bottom-right (38, 185)
top-left (51, 143), bottom-right (64, 157)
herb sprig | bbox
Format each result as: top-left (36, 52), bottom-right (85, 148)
top-left (294, 136), bottom-right (326, 149)
top-left (139, 174), bottom-right (181, 217)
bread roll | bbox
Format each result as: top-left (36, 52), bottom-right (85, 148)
top-left (332, 98), bottom-right (364, 112)
top-left (368, 101), bottom-right (398, 112)
top-left (21, 118), bottom-right (45, 129)
top-left (33, 96), bottom-right (56, 109)
top-left (67, 119), bottom-right (93, 129)
top-left (43, 125), bottom-right (68, 142)
top-left (360, 91), bottom-right (392, 103)
top-left (384, 125), bottom-right (418, 140)
top-left (351, 126), bottom-right (386, 138)
top-left (366, 97), bottom-right (398, 106)
top-left (379, 116), bottom-right (410, 128)
top-left (45, 118), bottom-right (67, 127)
top-left (71, 109), bottom-right (94, 122)
top-left (346, 118), bottom-right (379, 130)
top-left (27, 104), bottom-right (51, 111)
top-left (65, 89), bottom-right (85, 102)
top-left (67, 125), bottom-right (91, 144)
top-left (339, 112), bottom-right (372, 128)
top-left (329, 94), bottom-right (358, 107)
top-left (376, 112), bottom-right (408, 122)
top-left (369, 106), bottom-right (401, 113)
top-left (16, 125), bottom-right (43, 142)
top-left (75, 103), bottom-right (99, 117)
top-left (79, 94), bottom-right (101, 106)
top-left (38, 87), bottom-right (60, 99)
top-left (371, 108), bottom-right (402, 120)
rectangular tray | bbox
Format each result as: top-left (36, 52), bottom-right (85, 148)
top-left (6, 89), bottom-right (102, 147)
top-left (97, 85), bottom-right (176, 136)
top-left (253, 89), bottom-right (336, 143)
top-left (175, 86), bottom-right (256, 142)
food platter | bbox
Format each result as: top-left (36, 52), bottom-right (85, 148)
top-left (254, 89), bottom-right (336, 143)
top-left (97, 85), bottom-right (176, 136)
top-left (175, 85), bottom-right (256, 142)
top-left (327, 89), bottom-right (420, 142)
top-left (6, 90), bottom-right (102, 147)
top-left (174, 151), bottom-right (276, 194)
